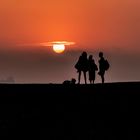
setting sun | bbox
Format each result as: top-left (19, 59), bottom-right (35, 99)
top-left (53, 44), bottom-right (65, 53)
top-left (40, 41), bottom-right (75, 53)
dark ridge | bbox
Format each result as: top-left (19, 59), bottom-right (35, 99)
top-left (0, 82), bottom-right (140, 140)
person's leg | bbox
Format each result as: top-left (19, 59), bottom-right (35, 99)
top-left (93, 73), bottom-right (95, 84)
top-left (88, 72), bottom-right (91, 84)
top-left (78, 71), bottom-right (81, 84)
top-left (101, 74), bottom-right (104, 84)
top-left (84, 72), bottom-right (87, 84)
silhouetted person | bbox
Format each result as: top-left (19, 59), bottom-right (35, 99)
top-left (98, 52), bottom-right (110, 84)
top-left (88, 55), bottom-right (98, 84)
top-left (75, 52), bottom-right (88, 84)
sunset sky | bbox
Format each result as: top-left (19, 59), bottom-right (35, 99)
top-left (0, 0), bottom-right (140, 83)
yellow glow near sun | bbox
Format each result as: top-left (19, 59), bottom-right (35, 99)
top-left (53, 44), bottom-right (65, 53)
top-left (40, 41), bottom-right (75, 53)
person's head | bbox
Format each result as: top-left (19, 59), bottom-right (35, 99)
top-left (71, 78), bottom-right (76, 84)
top-left (82, 51), bottom-right (87, 58)
top-left (89, 55), bottom-right (93, 60)
top-left (99, 52), bottom-right (103, 58)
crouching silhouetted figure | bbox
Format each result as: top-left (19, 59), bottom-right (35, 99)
top-left (75, 52), bottom-right (88, 84)
top-left (63, 78), bottom-right (76, 85)
top-left (88, 55), bottom-right (98, 84)
top-left (98, 52), bottom-right (110, 84)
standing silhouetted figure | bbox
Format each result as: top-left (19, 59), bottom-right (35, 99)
top-left (98, 52), bottom-right (110, 84)
top-left (88, 55), bottom-right (98, 84)
top-left (75, 52), bottom-right (88, 84)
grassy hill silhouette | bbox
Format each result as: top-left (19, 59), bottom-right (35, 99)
top-left (0, 82), bottom-right (140, 140)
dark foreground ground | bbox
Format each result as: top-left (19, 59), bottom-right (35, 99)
top-left (0, 82), bottom-right (140, 140)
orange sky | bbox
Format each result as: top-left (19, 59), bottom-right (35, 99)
top-left (0, 0), bottom-right (140, 83)
top-left (0, 0), bottom-right (140, 50)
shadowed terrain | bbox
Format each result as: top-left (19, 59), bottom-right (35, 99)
top-left (0, 82), bottom-right (140, 140)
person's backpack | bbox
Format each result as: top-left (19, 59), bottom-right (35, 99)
top-left (104, 60), bottom-right (110, 71)
top-left (95, 64), bottom-right (98, 71)
top-left (75, 61), bottom-right (80, 70)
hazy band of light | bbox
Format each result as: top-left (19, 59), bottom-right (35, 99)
top-left (17, 41), bottom-right (75, 48)
top-left (41, 41), bottom-right (76, 46)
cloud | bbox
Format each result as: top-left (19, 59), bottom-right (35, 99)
top-left (17, 41), bottom-right (76, 49)
top-left (40, 41), bottom-right (76, 46)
